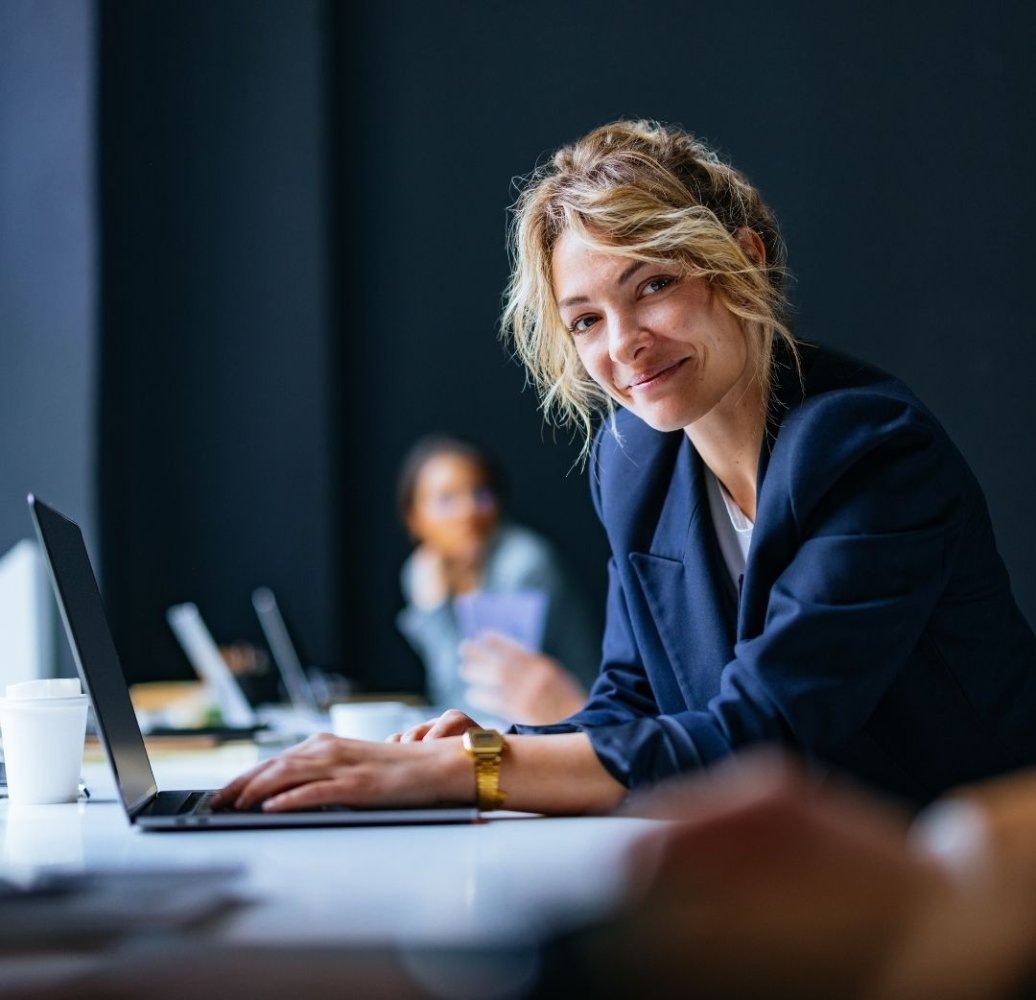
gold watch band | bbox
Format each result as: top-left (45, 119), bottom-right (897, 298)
top-left (463, 728), bottom-right (507, 810)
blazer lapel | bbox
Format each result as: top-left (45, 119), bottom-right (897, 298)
top-left (630, 438), bottom-right (737, 709)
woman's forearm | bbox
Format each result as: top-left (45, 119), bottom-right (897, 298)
top-left (441, 731), bottom-right (628, 815)
top-left (215, 729), bottom-right (628, 816)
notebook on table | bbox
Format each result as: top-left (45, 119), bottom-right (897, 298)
top-left (27, 495), bottom-right (479, 831)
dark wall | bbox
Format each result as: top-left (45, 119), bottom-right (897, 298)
top-left (0, 0), bottom-right (96, 561)
top-left (99, 0), bottom-right (338, 684)
top-left (96, 1), bottom-right (1036, 690)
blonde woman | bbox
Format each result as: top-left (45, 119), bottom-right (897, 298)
top-left (215, 121), bottom-right (1036, 815)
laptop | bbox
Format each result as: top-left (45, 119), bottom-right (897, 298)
top-left (166, 602), bottom-right (263, 728)
top-left (28, 494), bottom-right (479, 830)
top-left (250, 587), bottom-right (321, 713)
top-left (169, 599), bottom-right (328, 740)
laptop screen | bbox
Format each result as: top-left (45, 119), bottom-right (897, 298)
top-left (251, 587), bottom-right (320, 713)
top-left (29, 496), bottom-right (158, 816)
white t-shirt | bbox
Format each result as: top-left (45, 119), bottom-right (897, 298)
top-left (704, 467), bottom-right (754, 589)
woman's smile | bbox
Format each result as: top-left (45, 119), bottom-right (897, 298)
top-left (625, 356), bottom-right (690, 394)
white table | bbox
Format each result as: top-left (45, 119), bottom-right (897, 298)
top-left (0, 742), bottom-right (657, 994)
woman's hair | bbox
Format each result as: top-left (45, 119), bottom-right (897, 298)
top-left (501, 119), bottom-right (798, 456)
top-left (396, 434), bottom-right (506, 520)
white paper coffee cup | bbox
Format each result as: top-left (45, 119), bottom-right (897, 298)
top-left (329, 701), bottom-right (415, 742)
top-left (0, 679), bottom-right (89, 804)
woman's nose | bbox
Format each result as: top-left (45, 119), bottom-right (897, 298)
top-left (608, 311), bottom-right (651, 364)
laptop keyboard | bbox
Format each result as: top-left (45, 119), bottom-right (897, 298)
top-left (172, 790), bottom-right (354, 817)
top-left (175, 791), bottom-right (214, 816)
top-left (176, 791), bottom-right (264, 816)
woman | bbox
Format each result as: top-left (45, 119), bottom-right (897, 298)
top-left (214, 120), bottom-right (1036, 815)
top-left (395, 434), bottom-right (598, 723)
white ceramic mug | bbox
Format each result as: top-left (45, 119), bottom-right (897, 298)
top-left (0, 678), bottom-right (89, 804)
top-left (329, 701), bottom-right (417, 742)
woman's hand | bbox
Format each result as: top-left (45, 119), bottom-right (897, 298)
top-left (387, 708), bottom-right (480, 743)
top-left (209, 732), bottom-right (470, 813)
top-left (408, 545), bottom-right (452, 609)
top-left (211, 729), bottom-right (624, 816)
top-left (459, 632), bottom-right (587, 725)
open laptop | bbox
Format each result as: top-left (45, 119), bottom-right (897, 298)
top-left (168, 599), bottom-right (328, 739)
top-left (166, 601), bottom-right (263, 728)
top-left (250, 587), bottom-right (321, 713)
top-left (28, 495), bottom-right (479, 830)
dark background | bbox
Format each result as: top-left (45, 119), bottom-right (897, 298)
top-left (3, 1), bottom-right (1035, 694)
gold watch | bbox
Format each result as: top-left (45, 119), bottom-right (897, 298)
top-left (462, 727), bottom-right (507, 810)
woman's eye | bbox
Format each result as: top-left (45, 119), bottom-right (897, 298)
top-left (569, 315), bottom-right (598, 335)
top-left (643, 276), bottom-right (674, 295)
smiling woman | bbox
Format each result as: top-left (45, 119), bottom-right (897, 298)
top-left (215, 120), bottom-right (1036, 817)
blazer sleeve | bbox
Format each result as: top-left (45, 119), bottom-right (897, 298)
top-left (524, 394), bottom-right (973, 790)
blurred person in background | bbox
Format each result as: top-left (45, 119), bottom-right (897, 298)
top-left (395, 434), bottom-right (599, 724)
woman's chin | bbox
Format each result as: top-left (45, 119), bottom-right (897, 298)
top-left (445, 539), bottom-right (490, 567)
top-left (629, 406), bottom-right (693, 434)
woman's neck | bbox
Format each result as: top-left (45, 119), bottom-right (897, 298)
top-left (685, 376), bottom-right (766, 522)
top-left (443, 555), bottom-right (485, 596)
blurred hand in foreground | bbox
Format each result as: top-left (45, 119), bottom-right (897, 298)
top-left (578, 754), bottom-right (1036, 1000)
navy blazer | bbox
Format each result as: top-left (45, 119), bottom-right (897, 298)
top-left (521, 345), bottom-right (1036, 804)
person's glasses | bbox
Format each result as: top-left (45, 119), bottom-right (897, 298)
top-left (423, 485), bottom-right (497, 518)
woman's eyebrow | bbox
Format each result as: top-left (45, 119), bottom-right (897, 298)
top-left (617, 260), bottom-right (647, 286)
top-left (558, 261), bottom-right (648, 310)
top-left (558, 293), bottom-right (589, 309)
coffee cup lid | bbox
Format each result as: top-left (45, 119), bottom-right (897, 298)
top-left (6, 678), bottom-right (82, 700)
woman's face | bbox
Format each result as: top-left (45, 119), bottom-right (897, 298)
top-left (551, 230), bottom-right (757, 435)
top-left (406, 453), bottom-right (499, 560)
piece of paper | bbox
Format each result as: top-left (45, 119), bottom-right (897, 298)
top-left (0, 866), bottom-right (248, 947)
top-left (453, 590), bottom-right (549, 651)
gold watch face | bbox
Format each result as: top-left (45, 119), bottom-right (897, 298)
top-left (464, 728), bottom-right (504, 753)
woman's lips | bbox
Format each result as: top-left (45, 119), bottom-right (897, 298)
top-left (627, 358), bottom-right (687, 391)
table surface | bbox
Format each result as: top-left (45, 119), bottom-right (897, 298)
top-left (0, 741), bottom-right (656, 956)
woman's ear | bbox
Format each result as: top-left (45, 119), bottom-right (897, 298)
top-left (734, 228), bottom-right (767, 268)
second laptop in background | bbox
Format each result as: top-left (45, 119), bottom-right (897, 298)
top-left (250, 587), bottom-right (322, 713)
top-left (167, 602), bottom-right (327, 739)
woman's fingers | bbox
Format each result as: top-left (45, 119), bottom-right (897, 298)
top-left (399, 719), bottom-right (437, 743)
top-left (459, 631), bottom-right (527, 665)
top-left (230, 753), bottom-right (336, 810)
top-left (215, 733), bottom-right (349, 809)
top-left (262, 778), bottom-right (352, 812)
top-left (470, 630), bottom-right (525, 653)
top-left (211, 758), bottom-right (281, 809)
top-left (458, 656), bottom-right (501, 685)
top-left (420, 709), bottom-right (479, 740)
top-left (400, 709), bottom-right (480, 742)
top-left (212, 731), bottom-right (472, 813)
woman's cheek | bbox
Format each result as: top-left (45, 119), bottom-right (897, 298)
top-left (577, 343), bottom-right (609, 388)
